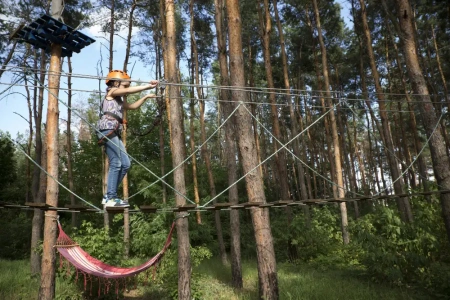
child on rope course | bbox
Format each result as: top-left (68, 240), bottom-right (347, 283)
top-left (97, 70), bottom-right (159, 207)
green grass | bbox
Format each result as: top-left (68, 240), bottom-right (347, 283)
top-left (0, 258), bottom-right (432, 300)
top-left (0, 259), bottom-right (83, 300)
top-left (194, 258), bottom-right (431, 300)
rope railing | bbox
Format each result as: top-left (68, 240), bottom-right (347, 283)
top-left (2, 65), bottom-right (447, 213)
top-left (1, 64), bottom-right (449, 101)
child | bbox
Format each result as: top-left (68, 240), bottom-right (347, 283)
top-left (97, 70), bottom-right (159, 207)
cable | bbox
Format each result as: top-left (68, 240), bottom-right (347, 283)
top-left (2, 64), bottom-right (449, 101)
top-left (3, 134), bottom-right (102, 211)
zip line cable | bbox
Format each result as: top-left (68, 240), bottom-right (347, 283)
top-left (0, 81), bottom-right (440, 113)
top-left (2, 64), bottom-right (449, 101)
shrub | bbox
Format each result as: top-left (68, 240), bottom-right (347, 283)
top-left (351, 196), bottom-right (450, 297)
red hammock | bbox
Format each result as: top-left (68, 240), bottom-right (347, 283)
top-left (55, 221), bottom-right (175, 279)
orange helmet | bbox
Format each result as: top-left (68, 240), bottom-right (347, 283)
top-left (105, 70), bottom-right (131, 85)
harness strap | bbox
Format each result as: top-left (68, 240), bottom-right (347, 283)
top-left (103, 111), bottom-right (124, 124)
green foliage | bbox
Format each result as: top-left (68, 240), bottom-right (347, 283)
top-left (287, 206), bottom-right (344, 262)
top-left (0, 211), bottom-right (31, 259)
top-left (351, 197), bottom-right (450, 297)
top-left (0, 132), bottom-right (19, 201)
top-left (71, 220), bottom-right (125, 265)
top-left (163, 245), bottom-right (212, 300)
top-left (130, 213), bottom-right (172, 257)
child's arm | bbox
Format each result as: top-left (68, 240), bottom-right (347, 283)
top-left (110, 80), bottom-right (159, 97)
top-left (124, 94), bottom-right (158, 110)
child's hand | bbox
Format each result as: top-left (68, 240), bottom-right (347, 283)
top-left (145, 94), bottom-right (157, 100)
top-left (149, 80), bottom-right (159, 87)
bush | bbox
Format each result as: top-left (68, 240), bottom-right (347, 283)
top-left (351, 197), bottom-right (450, 297)
top-left (287, 206), bottom-right (344, 263)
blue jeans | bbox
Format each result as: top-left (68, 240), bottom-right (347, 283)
top-left (102, 130), bottom-right (131, 199)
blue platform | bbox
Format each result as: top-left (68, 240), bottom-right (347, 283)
top-left (12, 14), bottom-right (95, 57)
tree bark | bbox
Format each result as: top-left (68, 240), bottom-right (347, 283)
top-left (38, 5), bottom-right (62, 296)
top-left (188, 76), bottom-right (202, 224)
top-left (226, 0), bottom-right (279, 298)
top-left (214, 0), bottom-right (242, 287)
top-left (273, 0), bottom-right (311, 227)
top-left (312, 0), bottom-right (349, 244)
top-left (165, 1), bottom-right (191, 298)
top-left (66, 57), bottom-right (77, 229)
top-left (121, 0), bottom-right (138, 259)
top-left (30, 50), bottom-right (46, 276)
top-left (359, 0), bottom-right (413, 222)
top-left (385, 20), bottom-right (429, 198)
top-left (394, 0), bottom-right (450, 243)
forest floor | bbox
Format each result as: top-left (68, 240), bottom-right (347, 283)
top-left (190, 258), bottom-right (431, 300)
top-left (0, 258), bottom-right (432, 299)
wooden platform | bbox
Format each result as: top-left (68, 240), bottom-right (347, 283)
top-left (11, 14), bottom-right (95, 57)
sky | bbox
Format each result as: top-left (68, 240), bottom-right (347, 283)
top-left (0, 2), bottom-right (353, 139)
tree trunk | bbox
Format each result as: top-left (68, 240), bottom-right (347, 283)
top-left (257, 0), bottom-right (290, 202)
top-left (188, 80), bottom-right (202, 224)
top-left (165, 1), bottom-right (192, 298)
top-left (385, 20), bottom-right (429, 198)
top-left (431, 25), bottom-right (449, 109)
top-left (226, 0), bottom-right (279, 298)
top-left (214, 0), bottom-right (242, 287)
top-left (24, 63), bottom-right (33, 204)
top-left (359, 0), bottom-right (413, 222)
top-left (394, 0), bottom-right (450, 244)
top-left (39, 3), bottom-right (62, 296)
top-left (312, 0), bottom-right (349, 244)
top-left (273, 0), bottom-right (311, 227)
top-left (30, 50), bottom-right (46, 276)
top-left (66, 57), bottom-right (77, 229)
top-left (257, 0), bottom-right (294, 259)
top-left (247, 46), bottom-right (264, 179)
top-left (158, 0), bottom-right (168, 204)
top-left (200, 96), bottom-right (228, 264)
top-left (120, 0), bottom-right (138, 259)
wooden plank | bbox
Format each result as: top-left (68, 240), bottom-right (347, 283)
top-left (139, 205), bottom-right (157, 213)
top-left (25, 202), bottom-right (55, 209)
top-left (4, 204), bottom-right (30, 209)
top-left (242, 202), bottom-right (264, 207)
top-left (175, 204), bottom-right (197, 212)
top-left (203, 206), bottom-right (216, 211)
top-left (105, 206), bottom-right (127, 213)
top-left (259, 203), bottom-right (275, 208)
top-left (230, 204), bottom-right (244, 209)
top-left (213, 203), bottom-right (232, 210)
top-left (65, 204), bottom-right (90, 211)
top-left (289, 201), bottom-right (306, 206)
top-left (271, 200), bottom-right (293, 206)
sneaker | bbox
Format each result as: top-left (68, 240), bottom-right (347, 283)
top-left (101, 195), bottom-right (108, 205)
top-left (105, 198), bottom-right (130, 208)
